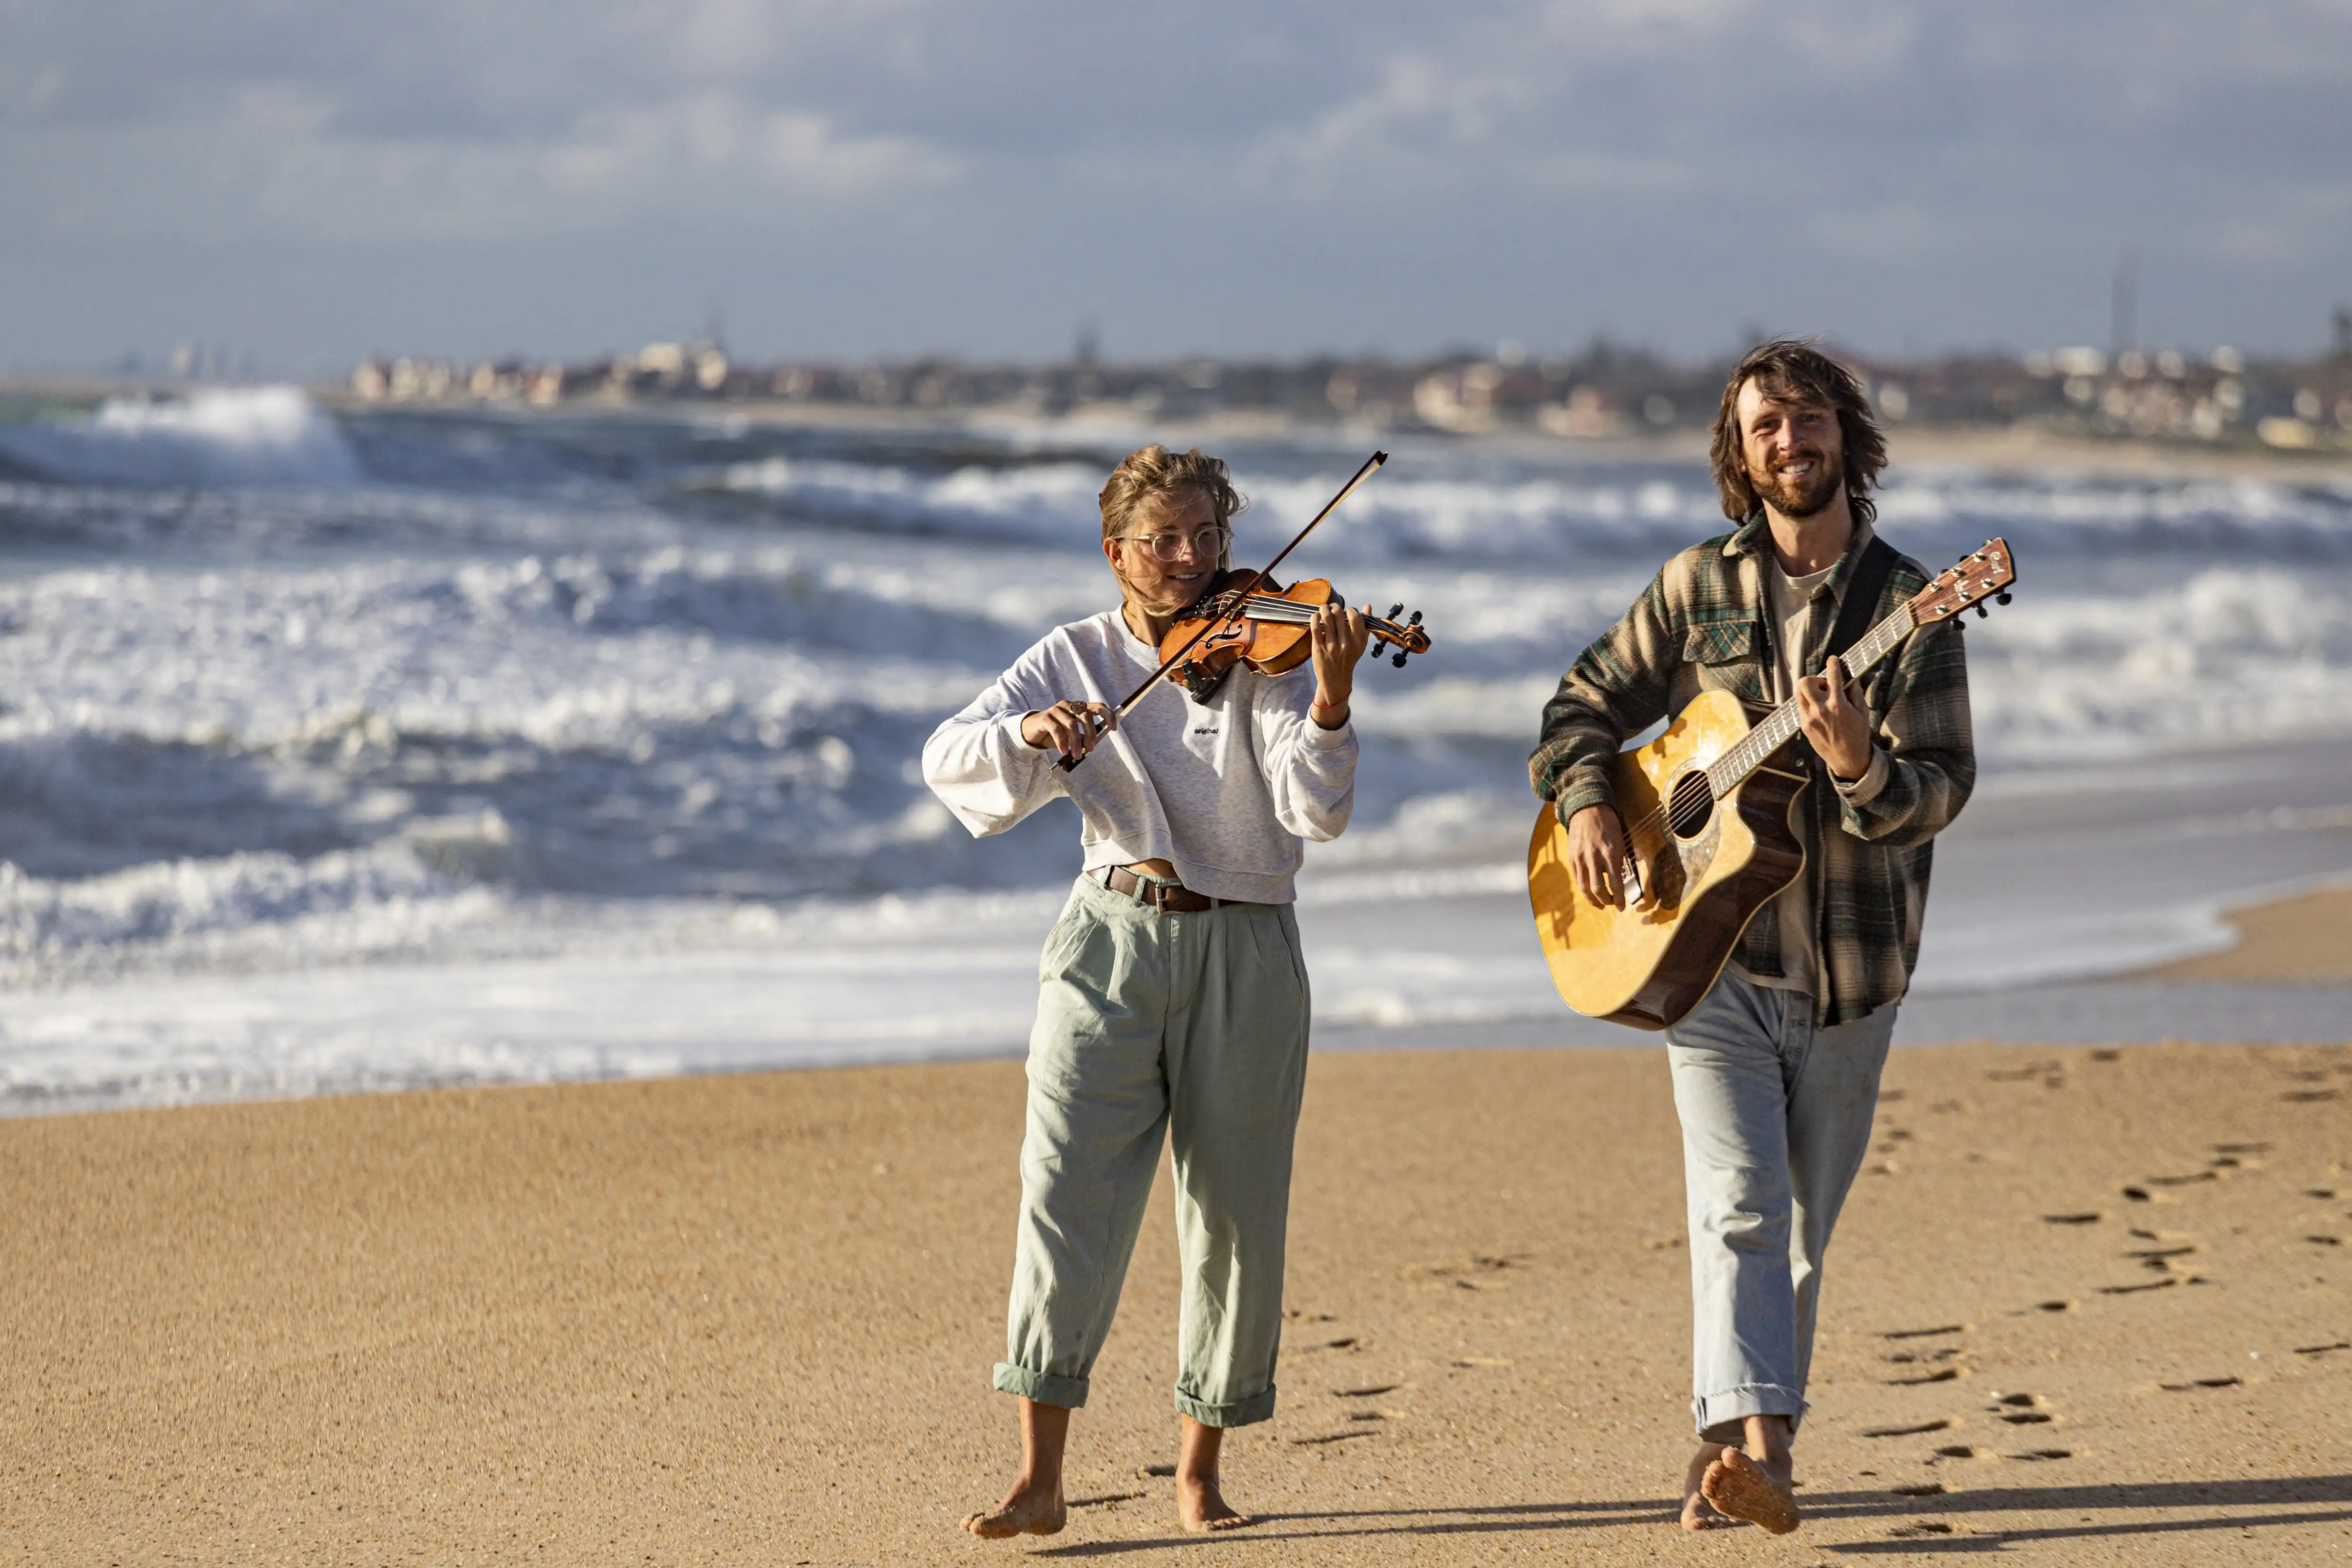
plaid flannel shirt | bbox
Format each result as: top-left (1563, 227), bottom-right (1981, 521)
top-left (1528, 514), bottom-right (1975, 1026)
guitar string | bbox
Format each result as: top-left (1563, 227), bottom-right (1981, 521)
top-left (1582, 550), bottom-right (2008, 888)
top-left (1605, 610), bottom-right (1914, 867)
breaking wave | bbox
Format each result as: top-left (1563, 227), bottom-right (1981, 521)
top-left (0, 386), bottom-right (362, 488)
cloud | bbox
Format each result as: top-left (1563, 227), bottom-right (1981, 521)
top-left (4, 0), bottom-right (2352, 363)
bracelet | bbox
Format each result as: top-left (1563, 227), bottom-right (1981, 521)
top-left (1311, 697), bottom-right (1346, 712)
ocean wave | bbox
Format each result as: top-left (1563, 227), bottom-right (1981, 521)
top-left (0, 387), bottom-right (361, 489)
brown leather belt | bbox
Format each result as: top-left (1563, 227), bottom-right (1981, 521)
top-left (1099, 865), bottom-right (1251, 914)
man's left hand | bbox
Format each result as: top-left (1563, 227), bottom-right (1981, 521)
top-left (1795, 653), bottom-right (1873, 780)
top-left (1308, 602), bottom-right (1369, 728)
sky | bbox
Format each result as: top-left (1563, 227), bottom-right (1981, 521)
top-left (3, 0), bottom-right (2350, 374)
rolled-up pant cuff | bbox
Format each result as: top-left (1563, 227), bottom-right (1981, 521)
top-left (1694, 1382), bottom-right (1806, 1442)
top-left (994, 1363), bottom-right (1089, 1409)
top-left (1173, 1384), bottom-right (1277, 1428)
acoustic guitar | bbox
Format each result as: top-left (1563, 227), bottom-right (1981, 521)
top-left (1526, 538), bottom-right (2017, 1029)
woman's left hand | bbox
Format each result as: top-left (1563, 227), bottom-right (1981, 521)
top-left (1308, 602), bottom-right (1369, 728)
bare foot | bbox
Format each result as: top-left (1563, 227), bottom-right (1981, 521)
top-left (1701, 1447), bottom-right (1800, 1535)
top-left (1678, 1445), bottom-right (1736, 1530)
top-left (1173, 1414), bottom-right (1255, 1533)
top-left (961, 1475), bottom-right (1066, 1539)
top-left (1178, 1470), bottom-right (1254, 1533)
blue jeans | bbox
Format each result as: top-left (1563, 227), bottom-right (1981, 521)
top-left (1665, 972), bottom-right (1898, 1441)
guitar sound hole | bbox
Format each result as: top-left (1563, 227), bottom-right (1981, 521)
top-left (1667, 772), bottom-right (1716, 841)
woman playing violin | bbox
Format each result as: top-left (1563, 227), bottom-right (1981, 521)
top-left (922, 444), bottom-right (1369, 1537)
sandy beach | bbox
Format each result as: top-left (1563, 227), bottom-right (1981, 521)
top-left (6, 935), bottom-right (2349, 1563)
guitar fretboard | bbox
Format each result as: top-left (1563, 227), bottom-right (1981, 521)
top-left (1700, 603), bottom-right (1915, 797)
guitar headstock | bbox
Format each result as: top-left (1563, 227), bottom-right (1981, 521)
top-left (1367, 604), bottom-right (1432, 669)
top-left (1909, 537), bottom-right (2017, 625)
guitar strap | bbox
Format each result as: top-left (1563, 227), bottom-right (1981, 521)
top-left (1824, 534), bottom-right (1899, 663)
top-left (1788, 533), bottom-right (1899, 777)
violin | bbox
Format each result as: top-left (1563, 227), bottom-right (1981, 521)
top-left (1059, 450), bottom-right (1414, 772)
top-left (1160, 569), bottom-right (1433, 703)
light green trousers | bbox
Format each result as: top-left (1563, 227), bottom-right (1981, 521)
top-left (992, 871), bottom-right (1312, 1428)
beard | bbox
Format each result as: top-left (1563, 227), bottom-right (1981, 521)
top-left (1749, 449), bottom-right (1844, 518)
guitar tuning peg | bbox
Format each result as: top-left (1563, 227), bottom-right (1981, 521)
top-left (1996, 591), bottom-right (2012, 605)
top-left (1974, 603), bottom-right (1989, 619)
top-left (1392, 650), bottom-right (1409, 669)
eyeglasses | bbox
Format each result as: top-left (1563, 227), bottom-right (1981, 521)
top-left (1120, 525), bottom-right (1230, 563)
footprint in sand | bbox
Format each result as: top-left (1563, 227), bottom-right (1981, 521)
top-left (1861, 1419), bottom-right (1954, 1438)
top-left (2294, 1342), bottom-right (2351, 1357)
top-left (1885, 1367), bottom-right (1968, 1386)
top-left (2098, 1277), bottom-right (2183, 1295)
top-left (1990, 1393), bottom-right (2056, 1426)
top-left (1890, 1520), bottom-right (1955, 1537)
top-left (2008, 1448), bottom-right (2073, 1461)
top-left (1931, 1446), bottom-right (1996, 1463)
top-left (2043, 1212), bottom-right (2103, 1225)
top-left (2128, 1244), bottom-right (2200, 1273)
top-left (1398, 1254), bottom-right (1528, 1289)
top-left (1883, 1323), bottom-right (1969, 1340)
top-left (1333, 1383), bottom-right (1399, 1398)
top-left (2160, 1375), bottom-right (2242, 1392)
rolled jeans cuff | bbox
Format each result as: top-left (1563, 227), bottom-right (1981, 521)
top-left (1694, 1381), bottom-right (1807, 1441)
top-left (1173, 1382), bottom-right (1278, 1429)
top-left (995, 1362), bottom-right (1089, 1409)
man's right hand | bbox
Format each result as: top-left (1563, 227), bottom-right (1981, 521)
top-left (1021, 700), bottom-right (1115, 761)
top-left (1566, 804), bottom-right (1647, 911)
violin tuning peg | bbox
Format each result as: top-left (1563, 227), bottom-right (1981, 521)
top-left (1387, 603), bottom-right (1404, 620)
top-left (1370, 640), bottom-right (1388, 659)
top-left (1391, 650), bottom-right (1408, 669)
top-left (1995, 591), bottom-right (2012, 605)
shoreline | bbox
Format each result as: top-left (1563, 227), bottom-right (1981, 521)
top-left (7, 374), bottom-right (2348, 481)
top-left (2135, 884), bottom-right (2352, 983)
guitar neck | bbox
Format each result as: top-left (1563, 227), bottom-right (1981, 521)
top-left (1702, 603), bottom-right (1916, 795)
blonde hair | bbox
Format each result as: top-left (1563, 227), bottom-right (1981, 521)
top-left (1097, 445), bottom-right (1247, 542)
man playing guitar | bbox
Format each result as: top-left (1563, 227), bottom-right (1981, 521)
top-left (924, 445), bottom-right (1369, 1538)
top-left (1530, 342), bottom-right (1975, 1534)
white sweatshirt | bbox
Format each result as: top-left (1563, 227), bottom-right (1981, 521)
top-left (921, 609), bottom-right (1359, 904)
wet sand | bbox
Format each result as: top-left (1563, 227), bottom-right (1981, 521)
top-left (2142, 885), bottom-right (2352, 983)
top-left (5, 1027), bottom-right (2350, 1564)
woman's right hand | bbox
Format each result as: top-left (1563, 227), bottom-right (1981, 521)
top-left (1022, 700), bottom-right (1115, 760)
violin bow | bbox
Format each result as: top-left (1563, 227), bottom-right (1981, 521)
top-left (1057, 449), bottom-right (1388, 773)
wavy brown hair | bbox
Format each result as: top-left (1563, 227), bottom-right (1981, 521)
top-left (1098, 445), bottom-right (1247, 544)
top-left (1708, 340), bottom-right (1887, 525)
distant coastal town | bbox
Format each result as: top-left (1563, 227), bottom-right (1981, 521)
top-left (342, 313), bottom-right (2352, 453)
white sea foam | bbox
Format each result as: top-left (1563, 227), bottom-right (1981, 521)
top-left (1, 405), bottom-right (2348, 1108)
top-left (0, 386), bottom-right (361, 488)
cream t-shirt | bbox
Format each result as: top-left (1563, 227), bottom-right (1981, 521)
top-left (1731, 557), bottom-right (1838, 996)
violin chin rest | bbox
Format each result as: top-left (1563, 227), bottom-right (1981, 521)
top-left (1177, 661), bottom-right (1234, 705)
